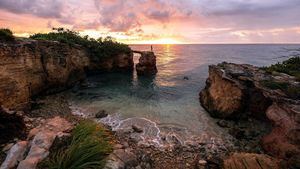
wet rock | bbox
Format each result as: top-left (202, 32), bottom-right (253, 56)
top-left (223, 153), bottom-right (280, 169)
top-left (95, 110), bottom-right (108, 119)
top-left (0, 141), bottom-right (28, 169)
top-left (132, 125), bottom-right (143, 133)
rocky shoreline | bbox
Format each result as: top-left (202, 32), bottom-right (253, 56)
top-left (1, 37), bottom-right (299, 169)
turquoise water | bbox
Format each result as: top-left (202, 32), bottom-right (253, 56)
top-left (69, 44), bottom-right (300, 148)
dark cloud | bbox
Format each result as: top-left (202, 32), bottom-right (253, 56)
top-left (0, 0), bottom-right (63, 18)
top-left (147, 10), bottom-right (170, 22)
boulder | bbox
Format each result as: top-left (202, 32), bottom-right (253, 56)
top-left (0, 141), bottom-right (28, 169)
top-left (17, 117), bottom-right (72, 169)
top-left (95, 110), bottom-right (108, 119)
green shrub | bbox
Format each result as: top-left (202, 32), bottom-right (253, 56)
top-left (260, 80), bottom-right (300, 99)
top-left (43, 120), bottom-right (113, 169)
top-left (30, 28), bottom-right (131, 58)
top-left (0, 28), bottom-right (15, 42)
top-left (263, 56), bottom-right (300, 81)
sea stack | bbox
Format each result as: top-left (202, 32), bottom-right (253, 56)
top-left (136, 51), bottom-right (158, 76)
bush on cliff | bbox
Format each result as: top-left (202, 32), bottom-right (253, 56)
top-left (263, 56), bottom-right (300, 81)
top-left (40, 120), bottom-right (113, 169)
top-left (0, 28), bottom-right (15, 42)
top-left (30, 28), bottom-right (131, 58)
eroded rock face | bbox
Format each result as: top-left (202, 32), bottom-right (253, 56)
top-left (88, 52), bottom-right (134, 73)
top-left (0, 40), bottom-right (135, 110)
top-left (200, 62), bottom-right (300, 165)
top-left (136, 52), bottom-right (158, 76)
top-left (0, 40), bottom-right (90, 110)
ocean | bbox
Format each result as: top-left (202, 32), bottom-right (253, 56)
top-left (68, 44), bottom-right (300, 148)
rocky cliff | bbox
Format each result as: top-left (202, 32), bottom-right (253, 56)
top-left (200, 62), bottom-right (300, 166)
top-left (0, 39), bottom-right (134, 110)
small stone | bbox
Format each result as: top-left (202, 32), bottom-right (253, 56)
top-left (95, 110), bottom-right (108, 119)
top-left (132, 125), bottom-right (143, 133)
top-left (113, 144), bottom-right (123, 149)
top-left (198, 160), bottom-right (207, 166)
top-left (217, 120), bottom-right (230, 128)
top-left (183, 76), bottom-right (189, 80)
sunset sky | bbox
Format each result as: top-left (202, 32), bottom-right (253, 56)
top-left (1, 0), bottom-right (300, 44)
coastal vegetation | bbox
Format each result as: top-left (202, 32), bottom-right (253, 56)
top-left (263, 56), bottom-right (300, 81)
top-left (39, 120), bottom-right (113, 169)
top-left (261, 56), bottom-right (300, 99)
top-left (0, 28), bottom-right (15, 42)
top-left (28, 28), bottom-right (131, 58)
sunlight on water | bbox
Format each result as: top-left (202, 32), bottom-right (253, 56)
top-left (68, 44), bottom-right (300, 148)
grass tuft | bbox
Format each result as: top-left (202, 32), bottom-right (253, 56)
top-left (41, 120), bottom-right (113, 169)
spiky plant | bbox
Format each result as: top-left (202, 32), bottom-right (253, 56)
top-left (44, 120), bottom-right (113, 169)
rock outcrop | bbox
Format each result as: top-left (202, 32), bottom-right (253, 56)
top-left (0, 40), bottom-right (89, 110)
top-left (0, 117), bottom-right (73, 169)
top-left (136, 51), bottom-right (158, 76)
top-left (0, 39), bottom-right (134, 110)
top-left (200, 62), bottom-right (300, 166)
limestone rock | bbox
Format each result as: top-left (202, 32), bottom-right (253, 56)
top-left (136, 51), bottom-right (157, 76)
top-left (223, 153), bottom-right (280, 169)
top-left (15, 117), bottom-right (73, 169)
top-left (200, 62), bottom-right (300, 165)
top-left (0, 141), bottom-right (28, 169)
top-left (0, 40), bottom-right (89, 110)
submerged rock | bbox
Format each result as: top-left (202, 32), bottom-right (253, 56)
top-left (200, 62), bottom-right (300, 166)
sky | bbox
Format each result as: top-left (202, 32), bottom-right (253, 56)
top-left (0, 0), bottom-right (300, 44)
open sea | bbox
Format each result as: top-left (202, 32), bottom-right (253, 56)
top-left (68, 44), bottom-right (300, 148)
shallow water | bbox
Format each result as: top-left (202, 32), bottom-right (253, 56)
top-left (68, 44), bottom-right (300, 148)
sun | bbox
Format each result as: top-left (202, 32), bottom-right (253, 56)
top-left (153, 38), bottom-right (181, 44)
